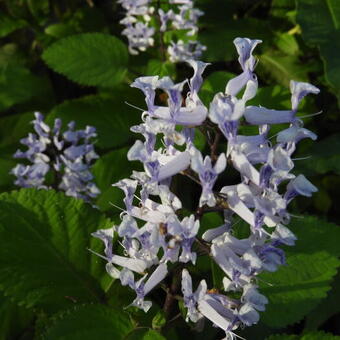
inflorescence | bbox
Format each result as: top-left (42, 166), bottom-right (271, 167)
top-left (118, 0), bottom-right (206, 62)
top-left (11, 113), bottom-right (100, 203)
top-left (92, 37), bottom-right (319, 339)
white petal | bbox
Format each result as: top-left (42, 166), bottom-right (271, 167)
top-left (144, 263), bottom-right (168, 294)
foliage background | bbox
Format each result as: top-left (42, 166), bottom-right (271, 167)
top-left (0, 0), bottom-right (340, 339)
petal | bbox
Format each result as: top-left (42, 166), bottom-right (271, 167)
top-left (158, 151), bottom-right (191, 181)
top-left (214, 153), bottom-right (227, 174)
top-left (244, 106), bottom-right (295, 125)
top-left (143, 263), bottom-right (168, 295)
top-left (111, 254), bottom-right (147, 273)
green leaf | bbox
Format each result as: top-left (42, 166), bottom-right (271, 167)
top-left (146, 59), bottom-right (176, 78)
top-left (46, 91), bottom-right (141, 150)
top-left (288, 215), bottom-right (340, 257)
top-left (92, 147), bottom-right (136, 211)
top-left (0, 189), bottom-right (112, 312)
top-left (45, 23), bottom-right (78, 39)
top-left (199, 19), bottom-right (270, 62)
top-left (259, 251), bottom-right (340, 328)
top-left (126, 328), bottom-right (166, 340)
top-left (42, 33), bottom-right (128, 87)
top-left (266, 332), bottom-right (340, 340)
top-left (43, 304), bottom-right (133, 339)
top-left (297, 0), bottom-right (340, 45)
top-left (258, 52), bottom-right (313, 87)
top-left (152, 310), bottom-right (166, 330)
top-left (200, 71), bottom-right (235, 105)
top-left (27, 0), bottom-right (49, 24)
top-left (0, 292), bottom-right (34, 340)
top-left (297, 0), bottom-right (340, 100)
top-left (305, 271), bottom-right (340, 330)
top-left (274, 33), bottom-right (299, 56)
top-left (0, 64), bottom-right (53, 112)
top-left (295, 133), bottom-right (340, 175)
top-left (0, 15), bottom-right (26, 38)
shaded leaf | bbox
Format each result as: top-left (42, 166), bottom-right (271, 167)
top-left (0, 189), bottom-right (112, 312)
top-left (258, 52), bottom-right (313, 87)
top-left (0, 64), bottom-right (52, 112)
top-left (46, 92), bottom-right (141, 150)
top-left (0, 14), bottom-right (26, 38)
top-left (295, 133), bottom-right (340, 175)
top-left (260, 252), bottom-right (340, 328)
top-left (305, 271), bottom-right (340, 330)
top-left (0, 292), bottom-right (34, 340)
top-left (43, 304), bottom-right (133, 340)
top-left (266, 331), bottom-right (340, 339)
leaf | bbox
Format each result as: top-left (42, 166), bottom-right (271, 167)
top-left (297, 0), bottom-right (340, 100)
top-left (258, 52), bottom-right (312, 87)
top-left (43, 304), bottom-right (133, 339)
top-left (45, 23), bottom-right (78, 39)
top-left (0, 189), bottom-right (113, 312)
top-left (0, 15), bottom-right (26, 38)
top-left (199, 19), bottom-right (270, 62)
top-left (287, 215), bottom-right (340, 257)
top-left (27, 0), bottom-right (49, 24)
top-left (295, 133), bottom-right (340, 175)
top-left (0, 292), bottom-right (34, 340)
top-left (42, 33), bottom-right (128, 87)
top-left (152, 310), bottom-right (166, 330)
top-left (259, 251), bottom-right (340, 328)
top-left (0, 111), bottom-right (33, 150)
top-left (296, 0), bottom-right (340, 45)
top-left (305, 271), bottom-right (340, 330)
top-left (126, 328), bottom-right (166, 340)
top-left (266, 332), bottom-right (340, 339)
top-left (146, 59), bottom-right (176, 78)
top-left (274, 33), bottom-right (299, 56)
top-left (0, 64), bottom-right (53, 112)
top-left (92, 147), bottom-right (136, 211)
top-left (46, 91), bottom-right (142, 150)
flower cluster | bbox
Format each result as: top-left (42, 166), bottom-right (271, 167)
top-left (118, 0), bottom-right (205, 62)
top-left (11, 112), bottom-right (100, 203)
top-left (118, 0), bottom-right (155, 55)
top-left (93, 37), bottom-right (319, 338)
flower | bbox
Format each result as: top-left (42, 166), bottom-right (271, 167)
top-left (12, 112), bottom-right (100, 203)
top-left (92, 37), bottom-right (319, 337)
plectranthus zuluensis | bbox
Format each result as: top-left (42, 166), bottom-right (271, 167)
top-left (92, 37), bottom-right (319, 339)
top-left (12, 113), bottom-right (100, 203)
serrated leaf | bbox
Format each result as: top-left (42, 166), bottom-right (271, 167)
top-left (46, 91), bottom-right (141, 150)
top-left (260, 251), bottom-right (340, 328)
top-left (288, 215), bottom-right (340, 257)
top-left (266, 332), bottom-right (340, 340)
top-left (0, 189), bottom-right (113, 312)
top-left (43, 304), bottom-right (133, 339)
top-left (42, 33), bottom-right (128, 87)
